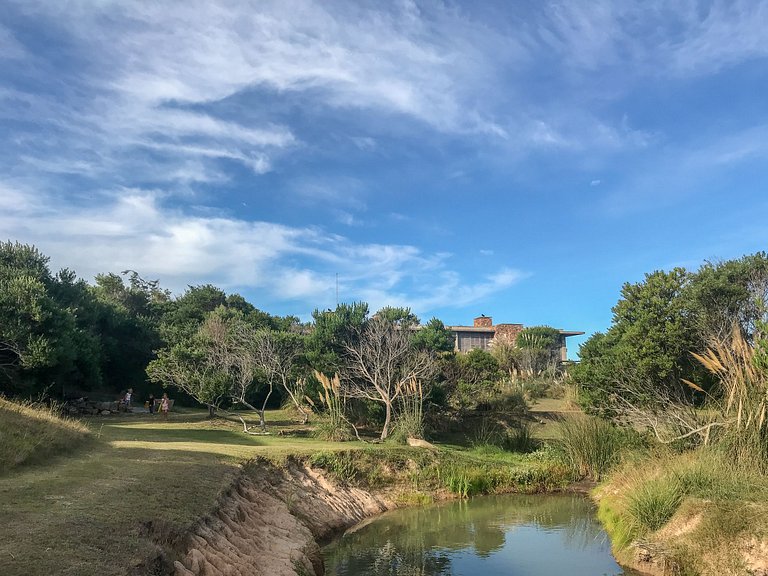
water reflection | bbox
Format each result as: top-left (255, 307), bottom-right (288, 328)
top-left (323, 494), bottom-right (640, 576)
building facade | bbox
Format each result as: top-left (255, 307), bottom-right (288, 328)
top-left (447, 316), bottom-right (583, 361)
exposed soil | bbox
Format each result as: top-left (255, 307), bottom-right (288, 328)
top-left (151, 458), bottom-right (393, 576)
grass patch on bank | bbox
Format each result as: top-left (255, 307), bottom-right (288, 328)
top-left (556, 415), bottom-right (640, 481)
top-left (0, 397), bottom-right (90, 473)
top-left (595, 447), bottom-right (768, 575)
top-left (308, 444), bottom-right (569, 497)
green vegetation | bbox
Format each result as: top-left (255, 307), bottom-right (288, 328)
top-left (0, 397), bottom-right (90, 472)
top-left (565, 252), bottom-right (768, 575)
top-left (10, 240), bottom-right (768, 575)
top-left (557, 416), bottom-right (629, 481)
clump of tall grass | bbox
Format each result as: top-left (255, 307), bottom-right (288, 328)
top-left (309, 451), bottom-right (358, 484)
top-left (690, 324), bottom-right (768, 471)
top-left (0, 397), bottom-right (90, 473)
top-left (558, 415), bottom-right (625, 481)
top-left (626, 476), bottom-right (684, 533)
top-left (389, 377), bottom-right (426, 444)
top-left (505, 423), bottom-right (537, 453)
top-left (309, 372), bottom-right (351, 441)
top-left (470, 417), bottom-right (503, 448)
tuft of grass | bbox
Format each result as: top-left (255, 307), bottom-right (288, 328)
top-left (557, 415), bottom-right (624, 481)
top-left (394, 490), bottom-right (433, 506)
top-left (505, 423), bottom-right (537, 453)
top-left (309, 451), bottom-right (358, 484)
top-left (626, 477), bottom-right (684, 534)
top-left (0, 397), bottom-right (90, 473)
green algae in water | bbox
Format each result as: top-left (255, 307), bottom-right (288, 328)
top-left (323, 494), bottom-right (641, 576)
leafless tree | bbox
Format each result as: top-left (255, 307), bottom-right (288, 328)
top-left (251, 329), bottom-right (310, 425)
top-left (343, 317), bottom-right (436, 440)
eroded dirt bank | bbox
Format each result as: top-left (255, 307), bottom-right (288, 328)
top-left (165, 458), bottom-right (393, 576)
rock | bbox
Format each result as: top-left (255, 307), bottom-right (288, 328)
top-left (101, 410), bottom-right (111, 416)
top-left (407, 437), bottom-right (438, 451)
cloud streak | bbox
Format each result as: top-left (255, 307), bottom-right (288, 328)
top-left (0, 185), bottom-right (523, 314)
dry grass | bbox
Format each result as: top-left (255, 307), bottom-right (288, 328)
top-left (688, 324), bottom-right (768, 468)
top-left (0, 397), bottom-right (90, 473)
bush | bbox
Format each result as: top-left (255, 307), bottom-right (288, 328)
top-left (558, 415), bottom-right (625, 481)
top-left (388, 411), bottom-right (424, 445)
top-left (313, 416), bottom-right (352, 442)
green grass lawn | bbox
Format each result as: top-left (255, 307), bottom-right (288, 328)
top-left (0, 408), bottom-right (367, 576)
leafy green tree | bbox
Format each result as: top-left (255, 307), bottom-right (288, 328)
top-left (515, 325), bottom-right (562, 376)
top-left (307, 302), bottom-right (369, 375)
top-left (146, 317), bottom-right (231, 417)
top-left (0, 242), bottom-right (82, 396)
top-left (375, 306), bottom-right (419, 328)
top-left (91, 272), bottom-right (167, 394)
top-left (412, 318), bottom-right (455, 353)
top-left (573, 268), bottom-right (698, 413)
top-left (445, 349), bottom-right (501, 412)
top-left (689, 253), bottom-right (768, 338)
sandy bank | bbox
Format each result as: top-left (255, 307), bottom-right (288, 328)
top-left (156, 458), bottom-right (393, 576)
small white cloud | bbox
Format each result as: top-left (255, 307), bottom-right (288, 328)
top-left (590, 179), bottom-right (602, 186)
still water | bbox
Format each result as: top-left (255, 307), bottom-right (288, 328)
top-left (323, 494), bottom-right (640, 576)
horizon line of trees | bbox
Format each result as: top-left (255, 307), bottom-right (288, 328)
top-left (1, 240), bottom-right (566, 440)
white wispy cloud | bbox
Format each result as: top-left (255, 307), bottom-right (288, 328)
top-left (8, 0), bottom-right (758, 195)
top-left (534, 1), bottom-right (768, 78)
top-left (0, 185), bottom-right (522, 313)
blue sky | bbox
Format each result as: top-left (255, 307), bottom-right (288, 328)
top-left (2, 1), bottom-right (768, 355)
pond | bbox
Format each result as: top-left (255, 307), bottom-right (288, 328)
top-left (323, 493), bottom-right (641, 576)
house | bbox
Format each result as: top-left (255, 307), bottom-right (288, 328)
top-left (447, 316), bottom-right (584, 361)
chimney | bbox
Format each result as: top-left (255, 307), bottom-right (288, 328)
top-left (473, 315), bottom-right (493, 328)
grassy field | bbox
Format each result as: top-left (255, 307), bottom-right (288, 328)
top-left (0, 404), bottom-right (571, 576)
top-left (0, 407), bottom-right (374, 576)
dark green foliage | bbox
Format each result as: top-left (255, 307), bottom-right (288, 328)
top-left (307, 302), bottom-right (369, 375)
top-left (412, 317), bottom-right (454, 353)
top-left (375, 306), bottom-right (419, 328)
top-left (573, 267), bottom-right (705, 413)
top-left (0, 242), bottom-right (116, 396)
top-left (575, 255), bottom-right (768, 415)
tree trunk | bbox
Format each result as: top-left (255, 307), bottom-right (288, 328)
top-left (207, 404), bottom-right (216, 419)
top-left (259, 383), bottom-right (273, 432)
top-left (381, 401), bottom-right (392, 440)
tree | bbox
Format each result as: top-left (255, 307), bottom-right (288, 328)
top-left (573, 268), bottom-right (699, 413)
top-left (343, 316), bottom-right (436, 440)
top-left (0, 242), bottom-right (83, 396)
top-left (515, 326), bottom-right (561, 376)
top-left (412, 318), bottom-right (455, 353)
top-left (146, 313), bottom-right (232, 417)
top-left (307, 302), bottom-right (369, 375)
top-left (251, 330), bottom-right (310, 424)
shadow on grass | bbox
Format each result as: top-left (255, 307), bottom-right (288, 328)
top-left (106, 426), bottom-right (266, 446)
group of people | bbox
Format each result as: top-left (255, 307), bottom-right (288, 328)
top-left (120, 388), bottom-right (170, 417)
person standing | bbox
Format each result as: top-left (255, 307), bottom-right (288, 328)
top-left (160, 393), bottom-right (170, 419)
top-left (147, 393), bottom-right (155, 414)
top-left (124, 388), bottom-right (133, 409)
